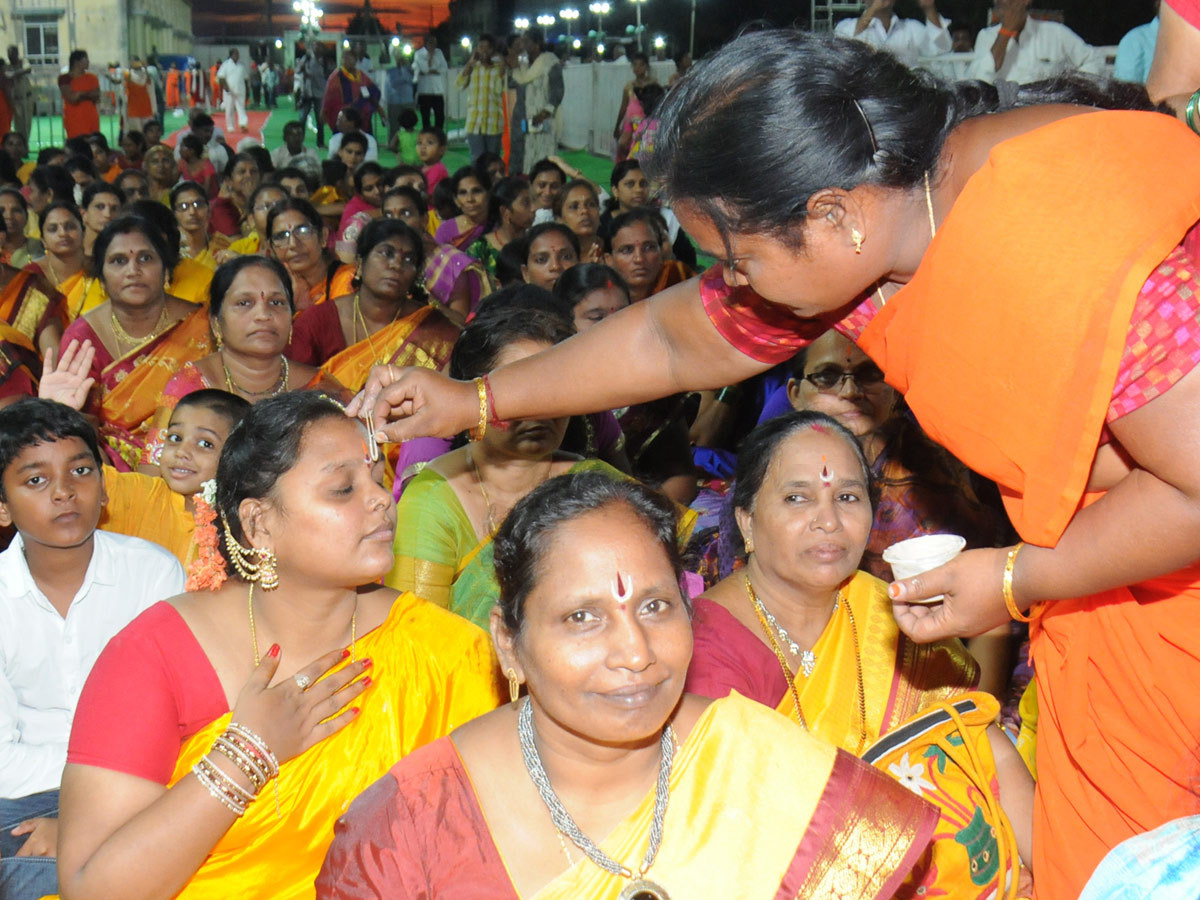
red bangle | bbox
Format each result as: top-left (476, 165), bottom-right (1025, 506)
top-left (482, 374), bottom-right (508, 430)
top-left (998, 26), bottom-right (1019, 39)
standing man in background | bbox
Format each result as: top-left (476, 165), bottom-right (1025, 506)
top-left (456, 33), bottom-right (505, 163)
top-left (295, 42), bottom-right (328, 148)
top-left (217, 48), bottom-right (249, 134)
top-left (509, 29), bottom-right (562, 174)
top-left (6, 47), bottom-right (31, 144)
top-left (413, 35), bottom-right (446, 130)
top-left (58, 50), bottom-right (100, 140)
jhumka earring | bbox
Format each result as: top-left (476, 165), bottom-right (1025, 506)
top-left (850, 228), bottom-right (865, 255)
top-left (223, 519), bottom-right (280, 590)
top-left (506, 668), bottom-right (521, 703)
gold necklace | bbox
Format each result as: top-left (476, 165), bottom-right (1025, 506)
top-left (467, 447), bottom-right (552, 535)
top-left (875, 170), bottom-right (938, 310)
top-left (110, 303), bottom-right (170, 349)
top-left (222, 350), bottom-right (290, 398)
top-left (249, 582), bottom-right (357, 666)
top-left (743, 575), bottom-right (868, 753)
top-left (352, 292), bottom-right (403, 366)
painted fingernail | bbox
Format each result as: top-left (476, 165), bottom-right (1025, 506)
top-left (362, 676), bottom-right (372, 687)
top-left (267, 643), bottom-right (280, 658)
top-left (887, 583), bottom-right (900, 599)
top-left (362, 658), bottom-right (373, 669)
top-left (351, 706), bottom-right (361, 715)
top-left (341, 648), bottom-right (351, 659)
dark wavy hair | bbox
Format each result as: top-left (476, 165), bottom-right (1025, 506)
top-left (92, 213), bottom-right (179, 281)
top-left (486, 176), bottom-right (529, 232)
top-left (209, 255), bottom-right (295, 318)
top-left (352, 217), bottom-right (427, 302)
top-left (551, 262), bottom-right (630, 315)
top-left (215, 391), bottom-right (349, 572)
top-left (726, 410), bottom-right (873, 561)
top-left (0, 399), bottom-right (102, 500)
top-left (647, 28), bottom-right (1170, 252)
top-left (448, 301), bottom-right (573, 381)
top-left (493, 471), bottom-right (685, 635)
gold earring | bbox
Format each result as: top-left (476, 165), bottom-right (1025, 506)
top-left (258, 548), bottom-right (279, 591)
top-left (213, 330), bottom-right (223, 350)
top-left (745, 538), bottom-right (755, 554)
top-left (506, 668), bottom-right (520, 703)
top-left (851, 228), bottom-right (864, 255)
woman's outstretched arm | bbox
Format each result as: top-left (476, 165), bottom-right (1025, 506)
top-left (357, 276), bottom-right (779, 443)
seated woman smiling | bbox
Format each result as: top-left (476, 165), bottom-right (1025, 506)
top-left (55, 391), bottom-right (502, 900)
top-left (685, 410), bottom-right (1035, 898)
top-left (319, 473), bottom-right (938, 899)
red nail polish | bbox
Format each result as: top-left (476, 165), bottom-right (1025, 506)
top-left (351, 706), bottom-right (361, 715)
top-left (362, 658), bottom-right (373, 669)
top-left (267, 643), bottom-right (280, 658)
top-left (341, 648), bottom-right (351, 659)
top-left (362, 676), bottom-right (372, 687)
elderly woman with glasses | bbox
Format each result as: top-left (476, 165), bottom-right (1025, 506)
top-left (265, 198), bottom-right (354, 311)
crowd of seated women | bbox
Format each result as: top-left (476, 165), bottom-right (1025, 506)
top-left (0, 86), bottom-right (1085, 900)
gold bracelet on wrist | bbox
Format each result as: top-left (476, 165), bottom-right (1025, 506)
top-left (1002, 542), bottom-right (1033, 622)
top-left (468, 376), bottom-right (488, 442)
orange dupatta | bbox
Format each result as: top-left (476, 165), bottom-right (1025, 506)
top-left (319, 304), bottom-right (459, 392)
top-left (0, 265), bottom-right (61, 340)
top-left (857, 110), bottom-right (1200, 899)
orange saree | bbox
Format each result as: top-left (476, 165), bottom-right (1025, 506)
top-left (1, 264), bottom-right (61, 342)
top-left (62, 306), bottom-right (212, 469)
top-left (857, 110), bottom-right (1200, 899)
top-left (319, 304), bottom-right (460, 392)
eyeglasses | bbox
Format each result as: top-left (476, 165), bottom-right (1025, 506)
top-left (174, 199), bottom-right (207, 212)
top-left (801, 364), bottom-right (886, 392)
top-left (383, 207), bottom-right (418, 220)
top-left (269, 223), bottom-right (318, 247)
top-left (369, 244), bottom-right (418, 269)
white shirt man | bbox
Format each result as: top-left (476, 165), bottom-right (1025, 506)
top-left (967, 16), bottom-right (1102, 84)
top-left (0, 531), bottom-right (184, 801)
top-left (217, 49), bottom-right (249, 132)
top-left (413, 38), bottom-right (447, 129)
top-left (834, 0), bottom-right (952, 67)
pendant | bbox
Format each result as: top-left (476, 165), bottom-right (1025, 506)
top-left (799, 649), bottom-right (816, 678)
top-left (618, 879), bottom-right (670, 900)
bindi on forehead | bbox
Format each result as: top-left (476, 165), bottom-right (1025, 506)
top-left (820, 454), bottom-right (834, 486)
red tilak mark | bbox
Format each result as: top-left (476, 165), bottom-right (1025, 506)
top-left (809, 423), bottom-right (831, 435)
top-left (616, 571), bottom-right (626, 596)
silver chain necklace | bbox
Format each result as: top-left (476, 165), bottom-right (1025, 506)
top-left (754, 593), bottom-right (839, 678)
top-left (517, 697), bottom-right (674, 900)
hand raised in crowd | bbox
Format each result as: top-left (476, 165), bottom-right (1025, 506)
top-left (38, 338), bottom-right (96, 410)
top-left (231, 645), bottom-right (372, 765)
top-left (11, 817), bottom-right (58, 858)
top-left (889, 545), bottom-right (1016, 643)
top-left (347, 365), bottom-right (479, 445)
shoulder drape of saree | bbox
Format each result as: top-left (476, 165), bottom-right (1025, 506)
top-left (319, 304), bottom-right (460, 392)
top-left (97, 307), bottom-right (212, 468)
top-left (530, 693), bottom-right (934, 900)
top-left (0, 264), bottom-right (61, 339)
top-left (100, 467), bottom-right (197, 565)
top-left (857, 110), bottom-right (1200, 547)
top-left (162, 591), bottom-right (502, 900)
top-left (782, 570), bottom-right (978, 751)
top-left (0, 320), bottom-right (39, 396)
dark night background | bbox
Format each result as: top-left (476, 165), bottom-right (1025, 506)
top-left (194, 0), bottom-right (1161, 53)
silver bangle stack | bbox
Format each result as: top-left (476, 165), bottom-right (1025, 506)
top-left (192, 722), bottom-right (280, 817)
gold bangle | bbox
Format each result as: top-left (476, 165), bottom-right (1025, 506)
top-left (1002, 542), bottom-right (1033, 622)
top-left (468, 376), bottom-right (488, 442)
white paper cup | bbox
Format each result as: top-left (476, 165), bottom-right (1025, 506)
top-left (881, 534), bottom-right (966, 603)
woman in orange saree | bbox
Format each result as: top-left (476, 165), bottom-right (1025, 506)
top-left (289, 218), bottom-right (459, 391)
top-left (55, 392), bottom-right (502, 900)
top-left (60, 215), bottom-right (211, 469)
top-left (319, 472), bottom-right (935, 899)
top-left (0, 259), bottom-right (61, 356)
top-left (351, 36), bottom-right (1200, 900)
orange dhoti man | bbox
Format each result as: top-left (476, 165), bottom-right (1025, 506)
top-left (853, 111), bottom-right (1200, 899)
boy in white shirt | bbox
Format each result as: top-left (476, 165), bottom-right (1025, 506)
top-left (0, 399), bottom-right (184, 900)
